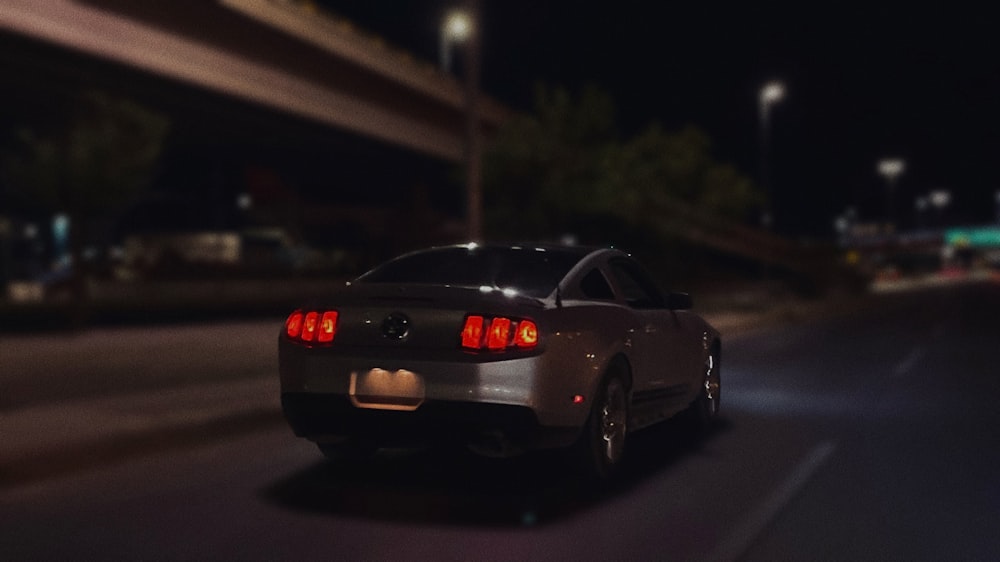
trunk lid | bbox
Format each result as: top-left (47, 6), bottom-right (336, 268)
top-left (311, 283), bottom-right (545, 351)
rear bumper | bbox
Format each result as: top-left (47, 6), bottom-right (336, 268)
top-left (279, 337), bottom-right (594, 429)
top-left (281, 392), bottom-right (580, 454)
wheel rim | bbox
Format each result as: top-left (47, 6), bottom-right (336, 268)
top-left (600, 379), bottom-right (627, 463)
top-left (704, 354), bottom-right (721, 416)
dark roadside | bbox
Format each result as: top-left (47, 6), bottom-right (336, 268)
top-left (0, 277), bottom-right (867, 489)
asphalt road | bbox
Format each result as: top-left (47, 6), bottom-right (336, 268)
top-left (1, 283), bottom-right (997, 561)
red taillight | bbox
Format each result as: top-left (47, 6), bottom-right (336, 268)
top-left (487, 317), bottom-right (511, 350)
top-left (461, 315), bottom-right (484, 349)
top-left (285, 311), bottom-right (303, 339)
top-left (462, 314), bottom-right (538, 351)
top-left (514, 320), bottom-right (538, 347)
top-left (318, 311), bottom-right (338, 343)
top-left (286, 309), bottom-right (338, 345)
top-left (302, 311), bottom-right (319, 342)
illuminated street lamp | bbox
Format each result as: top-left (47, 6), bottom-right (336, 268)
top-left (440, 3), bottom-right (482, 242)
top-left (877, 158), bottom-right (905, 229)
top-left (439, 9), bottom-right (472, 73)
top-left (834, 214), bottom-right (850, 246)
top-left (929, 189), bottom-right (951, 227)
top-left (760, 81), bottom-right (786, 114)
top-left (931, 189), bottom-right (951, 209)
top-left (929, 190), bottom-right (950, 208)
top-left (236, 193), bottom-right (252, 211)
top-left (834, 207), bottom-right (858, 246)
top-left (758, 80), bottom-right (785, 228)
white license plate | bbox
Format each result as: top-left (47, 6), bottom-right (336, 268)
top-left (349, 368), bottom-right (425, 411)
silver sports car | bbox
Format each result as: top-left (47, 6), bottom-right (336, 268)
top-left (279, 243), bottom-right (720, 479)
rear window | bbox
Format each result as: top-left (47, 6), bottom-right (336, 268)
top-left (358, 246), bottom-right (585, 298)
top-left (580, 268), bottom-right (615, 300)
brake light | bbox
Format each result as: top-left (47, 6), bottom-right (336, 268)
top-left (461, 315), bottom-right (538, 351)
top-left (302, 311), bottom-right (319, 342)
top-left (461, 315), bottom-right (484, 348)
top-left (318, 311), bottom-right (338, 343)
top-left (514, 320), bottom-right (538, 347)
top-left (285, 309), bottom-right (338, 345)
top-left (487, 317), bottom-right (511, 350)
top-left (285, 311), bottom-right (303, 338)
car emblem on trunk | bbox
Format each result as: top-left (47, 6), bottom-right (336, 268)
top-left (381, 313), bottom-right (411, 340)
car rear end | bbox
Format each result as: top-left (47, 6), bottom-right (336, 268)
top-left (278, 283), bottom-right (584, 455)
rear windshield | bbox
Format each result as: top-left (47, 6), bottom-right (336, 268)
top-left (358, 246), bottom-right (585, 298)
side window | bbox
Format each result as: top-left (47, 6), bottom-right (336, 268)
top-left (579, 268), bottom-right (615, 300)
top-left (609, 260), bottom-right (664, 309)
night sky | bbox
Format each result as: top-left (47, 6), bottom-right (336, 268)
top-left (318, 1), bottom-right (1000, 237)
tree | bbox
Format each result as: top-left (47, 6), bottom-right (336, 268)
top-left (2, 89), bottom-right (170, 294)
top-left (483, 84), bottom-right (619, 240)
top-left (482, 85), bottom-right (762, 250)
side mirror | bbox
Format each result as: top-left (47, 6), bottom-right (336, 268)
top-left (666, 292), bottom-right (692, 311)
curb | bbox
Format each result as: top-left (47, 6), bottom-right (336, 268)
top-left (0, 378), bottom-right (284, 489)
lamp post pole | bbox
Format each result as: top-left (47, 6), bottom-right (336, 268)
top-left (440, 4), bottom-right (482, 243)
top-left (440, 9), bottom-right (471, 73)
top-left (915, 196), bottom-right (928, 230)
top-left (464, 1), bottom-right (482, 243)
top-left (929, 189), bottom-right (951, 227)
top-left (758, 81), bottom-right (785, 230)
top-left (756, 81), bottom-right (784, 287)
top-left (877, 158), bottom-right (905, 231)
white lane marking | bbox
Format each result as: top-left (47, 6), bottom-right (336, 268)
top-left (893, 348), bottom-right (926, 377)
top-left (705, 440), bottom-right (838, 562)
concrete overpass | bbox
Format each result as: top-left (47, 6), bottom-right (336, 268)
top-left (0, 0), bottom-right (511, 162)
top-left (0, 1), bottom-right (845, 288)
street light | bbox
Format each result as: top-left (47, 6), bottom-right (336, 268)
top-left (758, 80), bottom-right (785, 228)
top-left (929, 189), bottom-right (951, 227)
top-left (439, 9), bottom-right (472, 73)
top-left (834, 207), bottom-right (858, 247)
top-left (439, 3), bottom-right (482, 242)
top-left (834, 214), bottom-right (850, 246)
top-left (877, 158), bottom-right (905, 230)
top-left (760, 81), bottom-right (786, 111)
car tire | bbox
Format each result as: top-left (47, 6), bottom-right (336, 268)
top-left (574, 371), bottom-right (629, 481)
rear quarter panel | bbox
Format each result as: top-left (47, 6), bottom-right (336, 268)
top-left (532, 301), bottom-right (636, 427)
